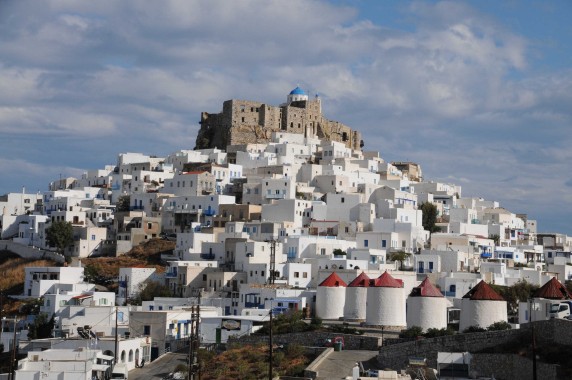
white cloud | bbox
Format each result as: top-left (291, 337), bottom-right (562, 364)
top-left (0, 0), bottom-right (570, 234)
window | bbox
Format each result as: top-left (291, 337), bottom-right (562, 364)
top-left (341, 197), bottom-right (345, 203)
top-left (364, 239), bottom-right (369, 247)
top-left (381, 240), bottom-right (387, 248)
top-left (303, 272), bottom-right (308, 278)
top-left (294, 272), bottom-right (300, 278)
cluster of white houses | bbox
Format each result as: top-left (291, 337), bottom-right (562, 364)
top-left (1, 88), bottom-right (572, 378)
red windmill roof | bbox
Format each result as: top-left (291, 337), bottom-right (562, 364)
top-left (534, 277), bottom-right (572, 300)
top-left (462, 280), bottom-right (505, 301)
top-left (409, 277), bottom-right (443, 297)
top-left (318, 272), bottom-right (347, 287)
top-left (347, 272), bottom-right (371, 287)
top-left (371, 271), bottom-right (403, 288)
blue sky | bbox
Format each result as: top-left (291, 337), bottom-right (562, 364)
top-left (0, 0), bottom-right (571, 235)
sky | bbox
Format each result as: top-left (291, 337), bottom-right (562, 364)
top-left (1, 0), bottom-right (571, 235)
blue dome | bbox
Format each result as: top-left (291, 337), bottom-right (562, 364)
top-left (289, 86), bottom-right (306, 95)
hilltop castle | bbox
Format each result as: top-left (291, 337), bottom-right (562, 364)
top-left (195, 86), bottom-right (363, 150)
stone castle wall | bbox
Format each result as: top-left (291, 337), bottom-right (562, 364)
top-left (196, 97), bottom-right (362, 151)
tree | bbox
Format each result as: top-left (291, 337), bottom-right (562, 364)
top-left (332, 248), bottom-right (346, 257)
top-left (488, 234), bottom-right (501, 246)
top-left (116, 195), bottom-right (131, 212)
top-left (399, 326), bottom-right (423, 339)
top-left (45, 221), bottom-right (74, 255)
top-left (28, 313), bottom-right (55, 339)
top-left (129, 281), bottom-right (172, 305)
top-left (419, 202), bottom-right (440, 233)
top-left (491, 281), bottom-right (539, 315)
top-left (389, 251), bottom-right (411, 270)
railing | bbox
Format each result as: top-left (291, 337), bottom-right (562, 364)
top-left (266, 194), bottom-right (286, 199)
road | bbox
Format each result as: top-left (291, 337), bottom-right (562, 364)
top-left (314, 350), bottom-right (379, 380)
top-left (129, 352), bottom-right (188, 379)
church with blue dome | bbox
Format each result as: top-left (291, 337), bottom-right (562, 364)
top-left (196, 86), bottom-right (362, 151)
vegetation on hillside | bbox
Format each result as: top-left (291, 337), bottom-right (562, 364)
top-left (0, 251), bottom-right (57, 316)
top-left (255, 311), bottom-right (321, 335)
top-left (199, 343), bottom-right (312, 380)
top-left (83, 238), bottom-right (173, 290)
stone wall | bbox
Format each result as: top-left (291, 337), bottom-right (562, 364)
top-left (1, 240), bottom-right (65, 264)
top-left (230, 331), bottom-right (380, 351)
top-left (377, 319), bottom-right (572, 378)
top-left (377, 329), bottom-right (525, 370)
top-left (471, 353), bottom-right (558, 380)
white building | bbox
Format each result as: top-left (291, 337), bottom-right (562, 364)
top-left (15, 348), bottom-right (112, 380)
top-left (24, 266), bottom-right (85, 298)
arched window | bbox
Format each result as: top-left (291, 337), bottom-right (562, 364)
top-left (128, 349), bottom-right (133, 362)
top-left (121, 350), bottom-right (126, 363)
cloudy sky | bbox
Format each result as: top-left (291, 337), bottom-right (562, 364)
top-left (1, 0), bottom-right (571, 235)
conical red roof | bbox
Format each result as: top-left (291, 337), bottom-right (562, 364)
top-left (371, 271), bottom-right (403, 288)
top-left (534, 277), bottom-right (572, 300)
top-left (347, 272), bottom-right (371, 287)
top-left (409, 277), bottom-right (443, 297)
top-left (318, 272), bottom-right (347, 287)
top-left (462, 280), bottom-right (505, 301)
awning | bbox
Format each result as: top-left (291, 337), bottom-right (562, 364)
top-left (92, 364), bottom-right (109, 371)
top-left (96, 354), bottom-right (114, 361)
top-left (71, 294), bottom-right (93, 300)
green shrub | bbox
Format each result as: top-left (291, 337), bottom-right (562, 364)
top-left (487, 321), bottom-right (512, 331)
top-left (400, 326), bottom-right (423, 338)
top-left (462, 325), bottom-right (486, 333)
top-left (424, 327), bottom-right (455, 338)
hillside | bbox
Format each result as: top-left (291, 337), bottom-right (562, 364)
top-left (199, 343), bottom-right (312, 380)
top-left (82, 238), bottom-right (174, 290)
top-left (0, 239), bottom-right (173, 314)
top-left (0, 250), bottom-right (58, 315)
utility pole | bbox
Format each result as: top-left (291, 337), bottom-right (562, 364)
top-left (188, 305), bottom-right (195, 380)
top-left (8, 318), bottom-right (18, 380)
top-left (189, 288), bottom-right (202, 380)
top-left (268, 308), bottom-right (273, 380)
top-left (114, 306), bottom-right (119, 364)
top-left (269, 239), bottom-right (276, 285)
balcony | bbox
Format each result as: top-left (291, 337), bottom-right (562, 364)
top-left (203, 209), bottom-right (216, 216)
top-left (200, 253), bottom-right (215, 260)
top-left (266, 194), bottom-right (286, 199)
top-left (165, 271), bottom-right (177, 278)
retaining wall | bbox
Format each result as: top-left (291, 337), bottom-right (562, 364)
top-left (1, 240), bottom-right (65, 264)
top-left (230, 331), bottom-right (380, 351)
top-left (377, 319), bottom-right (572, 377)
top-left (471, 353), bottom-right (558, 380)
